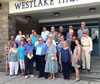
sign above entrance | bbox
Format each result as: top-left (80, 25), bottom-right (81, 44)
top-left (9, 0), bottom-right (100, 14)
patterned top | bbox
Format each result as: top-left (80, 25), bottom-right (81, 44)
top-left (6, 47), bottom-right (11, 59)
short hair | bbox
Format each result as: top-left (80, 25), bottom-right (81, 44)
top-left (47, 38), bottom-right (53, 44)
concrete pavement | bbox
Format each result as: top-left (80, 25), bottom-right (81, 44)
top-left (0, 72), bottom-right (100, 84)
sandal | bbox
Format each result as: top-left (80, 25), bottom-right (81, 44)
top-left (48, 76), bottom-right (53, 79)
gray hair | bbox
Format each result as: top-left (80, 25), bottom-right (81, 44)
top-left (47, 38), bottom-right (53, 44)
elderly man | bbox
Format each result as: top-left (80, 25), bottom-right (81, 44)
top-left (59, 25), bottom-right (66, 37)
top-left (41, 26), bottom-right (49, 42)
top-left (49, 26), bottom-right (58, 40)
top-left (36, 37), bottom-right (48, 78)
top-left (81, 30), bottom-right (93, 71)
top-left (66, 26), bottom-right (73, 39)
top-left (24, 38), bottom-right (35, 79)
top-left (77, 22), bottom-right (89, 39)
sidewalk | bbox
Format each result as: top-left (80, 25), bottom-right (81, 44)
top-left (0, 72), bottom-right (100, 84)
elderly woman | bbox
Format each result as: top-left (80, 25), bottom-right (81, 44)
top-left (59, 41), bottom-right (72, 80)
top-left (67, 29), bottom-right (74, 48)
top-left (45, 39), bottom-right (58, 80)
top-left (81, 30), bottom-right (93, 71)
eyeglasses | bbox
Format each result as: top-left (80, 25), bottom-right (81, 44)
top-left (38, 40), bottom-right (42, 41)
top-left (83, 33), bottom-right (87, 34)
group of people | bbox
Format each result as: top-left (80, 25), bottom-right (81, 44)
top-left (4, 21), bottom-right (93, 82)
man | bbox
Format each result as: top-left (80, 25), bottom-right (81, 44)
top-left (30, 29), bottom-right (35, 39)
top-left (10, 35), bottom-right (18, 45)
top-left (36, 37), bottom-right (48, 78)
top-left (77, 22), bottom-right (89, 39)
top-left (66, 26), bottom-right (73, 39)
top-left (49, 26), bottom-right (58, 40)
top-left (41, 26), bottom-right (49, 42)
top-left (59, 25), bottom-right (66, 37)
top-left (81, 30), bottom-right (93, 71)
top-left (24, 38), bottom-right (35, 79)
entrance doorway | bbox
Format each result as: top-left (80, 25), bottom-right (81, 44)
top-left (40, 19), bottom-right (99, 56)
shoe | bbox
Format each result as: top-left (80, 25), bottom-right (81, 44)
top-left (15, 74), bottom-right (18, 76)
top-left (30, 75), bottom-right (34, 78)
top-left (38, 75), bottom-right (44, 78)
top-left (87, 69), bottom-right (90, 72)
top-left (74, 79), bottom-right (80, 82)
top-left (25, 76), bottom-right (28, 79)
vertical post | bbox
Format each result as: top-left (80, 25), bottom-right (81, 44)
top-left (98, 19), bottom-right (100, 56)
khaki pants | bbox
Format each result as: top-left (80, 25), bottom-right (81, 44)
top-left (82, 49), bottom-right (91, 70)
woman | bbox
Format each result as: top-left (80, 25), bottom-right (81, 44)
top-left (57, 35), bottom-right (65, 72)
top-left (72, 38), bottom-right (81, 82)
top-left (81, 30), bottom-right (93, 71)
top-left (8, 43), bottom-right (19, 76)
top-left (45, 39), bottom-right (58, 80)
top-left (4, 41), bottom-right (12, 75)
top-left (59, 41), bottom-right (72, 80)
top-left (55, 32), bottom-right (61, 45)
top-left (17, 40), bottom-right (25, 76)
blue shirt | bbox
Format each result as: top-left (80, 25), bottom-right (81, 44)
top-left (17, 46), bottom-right (24, 60)
top-left (66, 32), bottom-right (70, 39)
top-left (77, 28), bottom-right (89, 39)
top-left (32, 36), bottom-right (38, 45)
top-left (60, 48), bottom-right (70, 62)
top-left (24, 43), bottom-right (35, 56)
top-left (36, 43), bottom-right (48, 56)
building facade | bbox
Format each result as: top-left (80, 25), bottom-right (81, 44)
top-left (0, 0), bottom-right (100, 69)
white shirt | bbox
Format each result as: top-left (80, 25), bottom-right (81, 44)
top-left (41, 30), bottom-right (49, 41)
top-left (15, 35), bottom-right (25, 43)
top-left (81, 36), bottom-right (93, 51)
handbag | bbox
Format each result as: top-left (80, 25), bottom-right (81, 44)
top-left (77, 60), bottom-right (82, 65)
top-left (51, 57), bottom-right (57, 61)
top-left (27, 54), bottom-right (33, 60)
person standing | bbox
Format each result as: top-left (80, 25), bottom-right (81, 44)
top-left (17, 40), bottom-right (25, 76)
top-left (45, 39), bottom-right (58, 80)
top-left (66, 26), bottom-right (73, 39)
top-left (36, 37), bottom-right (48, 78)
top-left (67, 29), bottom-right (74, 48)
top-left (30, 29), bottom-right (35, 39)
top-left (8, 43), bottom-right (19, 76)
top-left (81, 30), bottom-right (93, 71)
top-left (4, 41), bottom-right (12, 76)
top-left (24, 38), bottom-right (35, 79)
top-left (41, 26), bottom-right (49, 42)
top-left (32, 31), bottom-right (38, 45)
top-left (72, 38), bottom-right (81, 82)
top-left (49, 26), bottom-right (58, 40)
top-left (77, 22), bottom-right (89, 39)
top-left (59, 41), bottom-right (72, 80)
top-left (15, 31), bottom-right (25, 43)
top-left (59, 25), bottom-right (66, 37)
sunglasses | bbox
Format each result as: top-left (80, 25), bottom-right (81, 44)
top-left (83, 33), bottom-right (87, 34)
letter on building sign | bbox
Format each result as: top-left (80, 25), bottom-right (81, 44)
top-left (70, 0), bottom-right (75, 2)
top-left (50, 0), bottom-right (54, 5)
top-left (26, 1), bottom-right (29, 8)
top-left (34, 0), bottom-right (37, 7)
top-left (44, 0), bottom-right (49, 6)
top-left (29, 0), bottom-right (33, 8)
top-left (15, 3), bottom-right (21, 9)
top-left (38, 0), bottom-right (43, 7)
top-left (22, 2), bottom-right (25, 9)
